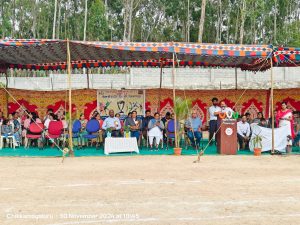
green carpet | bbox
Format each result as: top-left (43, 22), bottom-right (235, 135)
top-left (0, 140), bottom-right (299, 157)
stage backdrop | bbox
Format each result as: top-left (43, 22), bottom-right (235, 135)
top-left (0, 88), bottom-right (299, 122)
top-left (97, 89), bottom-right (145, 117)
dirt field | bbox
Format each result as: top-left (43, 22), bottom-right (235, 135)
top-left (0, 155), bottom-right (300, 225)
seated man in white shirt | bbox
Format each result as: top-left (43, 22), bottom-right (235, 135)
top-left (237, 115), bottom-right (251, 150)
top-left (102, 109), bottom-right (121, 137)
top-left (148, 112), bottom-right (164, 150)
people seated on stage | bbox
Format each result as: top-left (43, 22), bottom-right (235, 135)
top-left (237, 115), bottom-right (251, 150)
top-left (44, 108), bottom-right (54, 121)
top-left (258, 118), bottom-right (268, 128)
top-left (91, 110), bottom-right (98, 119)
top-left (94, 112), bottom-right (103, 128)
top-left (12, 112), bottom-right (21, 146)
top-left (147, 112), bottom-right (164, 150)
top-left (102, 109), bottom-right (121, 137)
top-left (115, 113), bottom-right (124, 136)
top-left (293, 111), bottom-right (300, 147)
top-left (162, 112), bottom-right (171, 142)
top-left (184, 110), bottom-right (203, 149)
top-left (162, 112), bottom-right (171, 126)
top-left (208, 97), bottom-right (221, 145)
top-left (23, 112), bottom-right (32, 131)
top-left (23, 112), bottom-right (42, 138)
top-left (125, 110), bottom-right (142, 141)
top-left (142, 110), bottom-right (154, 141)
top-left (93, 112), bottom-right (104, 143)
top-left (59, 113), bottom-right (68, 130)
top-left (124, 112), bottom-right (132, 125)
top-left (245, 112), bottom-right (253, 124)
top-left (268, 110), bottom-right (277, 128)
top-left (44, 113), bottom-right (56, 129)
top-left (7, 113), bottom-right (14, 126)
top-left (115, 113), bottom-right (123, 127)
top-left (78, 113), bottom-right (88, 147)
top-left (0, 111), bottom-right (4, 124)
top-left (1, 119), bottom-right (14, 147)
top-left (252, 112), bottom-right (264, 124)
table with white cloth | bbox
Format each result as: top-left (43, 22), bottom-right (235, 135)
top-left (104, 137), bottom-right (139, 155)
top-left (249, 124), bottom-right (290, 153)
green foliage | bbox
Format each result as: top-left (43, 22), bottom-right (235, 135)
top-left (123, 125), bottom-right (130, 133)
top-left (174, 97), bottom-right (191, 122)
top-left (87, 0), bottom-right (108, 41)
top-left (0, 0), bottom-right (299, 45)
top-left (174, 97), bottom-right (192, 148)
top-left (251, 135), bottom-right (262, 149)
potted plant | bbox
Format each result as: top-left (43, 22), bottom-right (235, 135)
top-left (123, 125), bottom-right (131, 138)
top-left (251, 134), bottom-right (262, 156)
top-left (173, 97), bottom-right (192, 155)
top-left (106, 127), bottom-right (113, 138)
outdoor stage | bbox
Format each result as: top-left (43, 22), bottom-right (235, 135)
top-left (0, 142), bottom-right (299, 157)
top-left (1, 155), bottom-right (300, 225)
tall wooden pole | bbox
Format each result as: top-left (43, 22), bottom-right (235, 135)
top-left (235, 68), bottom-right (238, 90)
top-left (158, 61), bottom-right (163, 111)
top-left (5, 71), bottom-right (9, 117)
top-left (172, 53), bottom-right (178, 148)
top-left (67, 39), bottom-right (74, 156)
top-left (270, 57), bottom-right (275, 154)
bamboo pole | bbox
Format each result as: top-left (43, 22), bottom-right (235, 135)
top-left (158, 60), bottom-right (163, 111)
top-left (270, 57), bottom-right (275, 154)
top-left (67, 39), bottom-right (74, 156)
top-left (172, 53), bottom-right (178, 148)
top-left (5, 72), bottom-right (9, 117)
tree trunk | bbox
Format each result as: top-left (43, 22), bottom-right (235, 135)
top-left (234, 7), bottom-right (239, 43)
top-left (12, 0), bottom-right (16, 37)
top-left (187, 0), bottom-right (190, 42)
top-left (32, 0), bottom-right (38, 38)
top-left (127, 0), bottom-right (134, 41)
top-left (104, 0), bottom-right (108, 20)
top-left (226, 9), bottom-right (230, 44)
top-left (217, 0), bottom-right (222, 43)
top-left (239, 0), bottom-right (246, 44)
top-left (252, 2), bottom-right (257, 44)
top-left (198, 0), bottom-right (206, 43)
top-left (273, 0), bottom-right (277, 44)
top-left (1, 1), bottom-right (5, 38)
top-left (83, 0), bottom-right (87, 41)
top-left (52, 0), bottom-right (58, 39)
top-left (57, 0), bottom-right (61, 39)
top-left (123, 0), bottom-right (129, 41)
top-left (52, 0), bottom-right (57, 39)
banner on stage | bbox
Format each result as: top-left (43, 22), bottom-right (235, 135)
top-left (97, 89), bottom-right (145, 117)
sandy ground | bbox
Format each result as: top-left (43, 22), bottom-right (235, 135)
top-left (0, 155), bottom-right (300, 225)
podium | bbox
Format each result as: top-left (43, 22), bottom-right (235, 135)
top-left (216, 117), bottom-right (237, 155)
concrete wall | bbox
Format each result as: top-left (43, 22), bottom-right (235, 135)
top-left (0, 67), bottom-right (299, 90)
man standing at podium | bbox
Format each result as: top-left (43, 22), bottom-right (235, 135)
top-left (208, 97), bottom-right (221, 145)
top-left (220, 101), bottom-right (233, 114)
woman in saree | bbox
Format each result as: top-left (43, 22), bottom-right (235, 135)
top-left (276, 102), bottom-right (295, 153)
